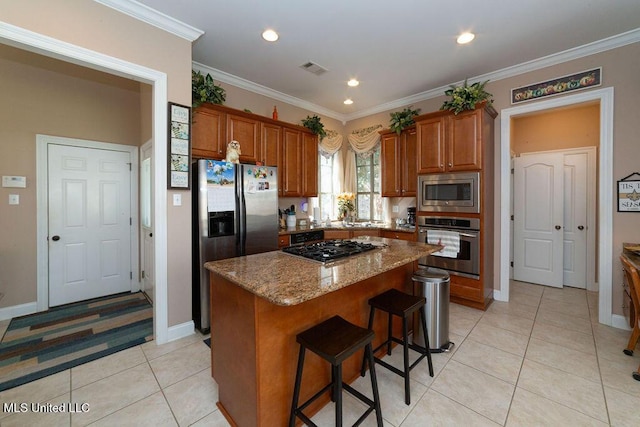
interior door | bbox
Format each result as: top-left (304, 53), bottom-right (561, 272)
top-left (48, 144), bottom-right (132, 306)
top-left (140, 141), bottom-right (155, 302)
top-left (513, 153), bottom-right (564, 287)
top-left (563, 153), bottom-right (588, 288)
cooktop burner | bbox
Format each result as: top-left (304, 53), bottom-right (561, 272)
top-left (282, 239), bottom-right (378, 263)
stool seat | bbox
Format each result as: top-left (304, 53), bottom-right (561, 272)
top-left (368, 288), bottom-right (425, 317)
top-left (361, 288), bottom-right (434, 405)
top-left (290, 315), bottom-right (383, 426)
top-left (297, 315), bottom-right (374, 366)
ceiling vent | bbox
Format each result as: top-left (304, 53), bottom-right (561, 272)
top-left (299, 61), bottom-right (328, 76)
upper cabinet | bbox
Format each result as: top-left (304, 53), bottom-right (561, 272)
top-left (380, 127), bottom-right (417, 197)
top-left (192, 103), bottom-right (319, 196)
top-left (415, 104), bottom-right (497, 174)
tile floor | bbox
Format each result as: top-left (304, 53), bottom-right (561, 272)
top-left (1, 280), bottom-right (639, 426)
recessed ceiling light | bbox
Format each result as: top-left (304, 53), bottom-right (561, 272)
top-left (344, 99), bottom-right (354, 105)
top-left (457, 32), bottom-right (475, 44)
top-left (347, 79), bottom-right (359, 87)
top-left (262, 29), bottom-right (279, 42)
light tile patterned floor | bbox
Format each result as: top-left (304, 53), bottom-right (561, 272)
top-left (1, 280), bottom-right (639, 426)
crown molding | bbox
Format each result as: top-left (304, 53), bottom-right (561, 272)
top-left (192, 62), bottom-right (345, 122)
top-left (94, 0), bottom-right (204, 42)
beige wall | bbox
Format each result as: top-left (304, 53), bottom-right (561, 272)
top-left (1, 0), bottom-right (193, 326)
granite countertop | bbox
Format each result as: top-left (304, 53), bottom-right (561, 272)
top-left (279, 222), bottom-right (416, 235)
top-left (205, 237), bottom-right (440, 306)
top-left (623, 243), bottom-right (640, 269)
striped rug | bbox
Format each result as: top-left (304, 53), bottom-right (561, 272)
top-left (0, 292), bottom-right (153, 392)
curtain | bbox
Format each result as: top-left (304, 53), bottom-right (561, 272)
top-left (344, 124), bottom-right (383, 193)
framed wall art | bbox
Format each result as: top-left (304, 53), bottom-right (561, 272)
top-left (168, 102), bottom-right (191, 189)
top-left (511, 67), bottom-right (601, 104)
top-left (617, 172), bottom-right (640, 212)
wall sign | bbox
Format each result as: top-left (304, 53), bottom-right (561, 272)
top-left (617, 172), bottom-right (640, 212)
top-left (168, 102), bottom-right (191, 189)
top-left (511, 68), bottom-right (601, 104)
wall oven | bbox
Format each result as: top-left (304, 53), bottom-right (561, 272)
top-left (418, 216), bottom-right (480, 279)
top-left (418, 172), bottom-right (480, 213)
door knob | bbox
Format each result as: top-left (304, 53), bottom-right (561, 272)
top-left (555, 225), bottom-right (562, 230)
top-left (578, 225), bottom-right (584, 230)
top-left (149, 232), bottom-right (153, 237)
top-left (51, 235), bottom-right (60, 241)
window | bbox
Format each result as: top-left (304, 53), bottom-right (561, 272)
top-left (318, 153), bottom-right (336, 220)
top-left (356, 148), bottom-right (382, 220)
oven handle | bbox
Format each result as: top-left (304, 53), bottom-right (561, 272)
top-left (418, 228), bottom-right (478, 238)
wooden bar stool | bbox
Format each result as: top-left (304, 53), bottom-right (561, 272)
top-left (361, 288), bottom-right (434, 405)
top-left (289, 315), bottom-right (383, 426)
top-left (621, 255), bottom-right (640, 381)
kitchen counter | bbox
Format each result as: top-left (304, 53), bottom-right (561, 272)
top-left (206, 238), bottom-right (441, 426)
top-left (205, 237), bottom-right (438, 306)
top-left (278, 222), bottom-right (416, 235)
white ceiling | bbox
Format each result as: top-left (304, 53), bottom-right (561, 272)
top-left (129, 0), bottom-right (640, 121)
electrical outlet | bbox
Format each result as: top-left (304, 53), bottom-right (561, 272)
top-left (172, 194), bottom-right (182, 206)
top-left (392, 205), bottom-right (399, 213)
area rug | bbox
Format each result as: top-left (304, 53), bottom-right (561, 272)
top-left (0, 292), bottom-right (153, 392)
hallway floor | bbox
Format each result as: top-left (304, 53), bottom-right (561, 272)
top-left (0, 281), bottom-right (638, 426)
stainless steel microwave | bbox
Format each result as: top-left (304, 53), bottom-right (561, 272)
top-left (418, 172), bottom-right (480, 213)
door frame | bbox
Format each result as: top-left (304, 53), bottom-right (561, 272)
top-left (514, 147), bottom-right (597, 290)
top-left (2, 22), bottom-right (170, 344)
top-left (499, 87), bottom-right (615, 327)
top-left (140, 140), bottom-right (154, 300)
top-left (36, 135), bottom-right (140, 308)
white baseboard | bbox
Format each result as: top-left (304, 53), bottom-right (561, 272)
top-left (493, 289), bottom-right (508, 302)
top-left (167, 320), bottom-right (195, 342)
top-left (611, 314), bottom-right (632, 331)
top-left (0, 301), bottom-right (37, 321)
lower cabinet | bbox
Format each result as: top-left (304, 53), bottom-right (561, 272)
top-left (381, 230), bottom-right (416, 242)
top-left (278, 235), bottom-right (290, 248)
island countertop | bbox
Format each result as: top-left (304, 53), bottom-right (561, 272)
top-left (205, 237), bottom-right (442, 306)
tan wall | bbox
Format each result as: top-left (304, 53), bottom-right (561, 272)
top-left (1, 0), bottom-right (193, 326)
top-left (512, 103), bottom-right (600, 154)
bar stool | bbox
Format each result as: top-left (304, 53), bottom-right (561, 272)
top-left (289, 315), bottom-right (383, 427)
top-left (361, 288), bottom-right (434, 405)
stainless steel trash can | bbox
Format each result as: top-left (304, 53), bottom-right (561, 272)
top-left (412, 267), bottom-right (454, 353)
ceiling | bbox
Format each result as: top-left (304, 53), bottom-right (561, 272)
top-left (132, 0), bottom-right (640, 121)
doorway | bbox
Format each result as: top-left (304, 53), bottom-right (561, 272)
top-left (37, 135), bottom-right (139, 308)
top-left (140, 141), bottom-right (155, 303)
top-left (512, 147), bottom-right (596, 289)
top-left (499, 87), bottom-right (615, 327)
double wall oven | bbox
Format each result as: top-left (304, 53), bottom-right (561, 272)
top-left (417, 172), bottom-right (481, 279)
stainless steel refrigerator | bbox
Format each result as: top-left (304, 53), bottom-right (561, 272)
top-left (192, 159), bottom-right (279, 332)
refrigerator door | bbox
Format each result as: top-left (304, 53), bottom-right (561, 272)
top-left (239, 164), bottom-right (279, 255)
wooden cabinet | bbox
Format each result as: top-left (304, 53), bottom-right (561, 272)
top-left (351, 229), bottom-right (380, 238)
top-left (416, 106), bottom-right (490, 174)
top-left (281, 127), bottom-right (302, 196)
top-left (278, 235), bottom-right (290, 248)
top-left (192, 104), bottom-right (226, 159)
top-left (381, 230), bottom-right (416, 242)
top-left (227, 113), bottom-right (260, 164)
top-left (261, 122), bottom-right (281, 167)
top-left (380, 127), bottom-right (417, 197)
top-left (324, 230), bottom-right (351, 240)
top-left (302, 132), bottom-right (318, 197)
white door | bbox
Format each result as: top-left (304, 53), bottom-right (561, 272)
top-left (563, 153), bottom-right (588, 288)
top-left (513, 153), bottom-right (564, 287)
top-left (48, 144), bottom-right (132, 306)
top-left (140, 142), bottom-right (155, 303)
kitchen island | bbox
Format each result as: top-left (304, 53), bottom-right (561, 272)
top-left (205, 237), bottom-right (441, 426)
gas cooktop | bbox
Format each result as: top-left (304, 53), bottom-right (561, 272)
top-left (282, 239), bottom-right (379, 263)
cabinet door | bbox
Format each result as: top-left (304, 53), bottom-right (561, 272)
top-left (447, 109), bottom-right (482, 171)
top-left (192, 106), bottom-right (225, 159)
top-left (324, 230), bottom-right (350, 240)
top-left (302, 132), bottom-right (318, 197)
top-left (401, 128), bottom-right (417, 196)
top-left (281, 128), bottom-right (302, 196)
top-left (261, 122), bottom-right (281, 167)
top-left (381, 132), bottom-right (401, 197)
top-left (381, 230), bottom-right (416, 242)
top-left (227, 114), bottom-right (260, 164)
top-left (416, 117), bottom-right (446, 173)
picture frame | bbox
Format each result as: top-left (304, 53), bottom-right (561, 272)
top-left (617, 172), bottom-right (640, 212)
top-left (511, 67), bottom-right (601, 104)
top-left (168, 102), bottom-right (191, 189)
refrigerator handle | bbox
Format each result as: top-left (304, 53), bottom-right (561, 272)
top-left (237, 165), bottom-right (246, 255)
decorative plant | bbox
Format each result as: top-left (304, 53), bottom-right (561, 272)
top-left (441, 79), bottom-right (493, 114)
top-left (192, 70), bottom-right (226, 107)
top-left (301, 115), bottom-right (327, 141)
top-left (389, 107), bottom-right (421, 135)
top-left (337, 192), bottom-right (356, 220)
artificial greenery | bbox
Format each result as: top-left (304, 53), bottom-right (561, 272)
top-left (192, 70), bottom-right (226, 107)
top-left (389, 107), bottom-right (421, 135)
top-left (301, 115), bottom-right (327, 140)
top-left (440, 79), bottom-right (493, 114)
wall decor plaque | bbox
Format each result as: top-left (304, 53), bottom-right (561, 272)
top-left (168, 102), bottom-right (191, 189)
top-left (617, 172), bottom-right (640, 212)
top-left (511, 68), bottom-right (601, 104)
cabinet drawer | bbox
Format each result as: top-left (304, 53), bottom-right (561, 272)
top-left (278, 235), bottom-right (290, 248)
top-left (381, 230), bottom-right (416, 241)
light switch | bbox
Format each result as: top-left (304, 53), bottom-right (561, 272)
top-left (392, 205), bottom-right (399, 213)
top-left (173, 194), bottom-right (182, 206)
top-left (9, 194), bottom-right (19, 205)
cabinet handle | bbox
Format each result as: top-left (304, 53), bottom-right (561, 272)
top-left (440, 164), bottom-right (444, 169)
top-left (448, 162), bottom-right (452, 167)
